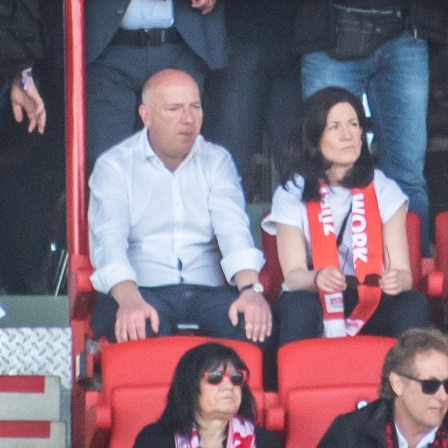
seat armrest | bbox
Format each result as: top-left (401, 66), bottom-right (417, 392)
top-left (95, 403), bottom-right (112, 430)
top-left (424, 271), bottom-right (444, 297)
top-left (264, 404), bottom-right (285, 432)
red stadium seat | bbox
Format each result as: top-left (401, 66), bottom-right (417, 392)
top-left (259, 212), bottom-right (282, 304)
top-left (435, 211), bottom-right (448, 299)
top-left (87, 336), bottom-right (265, 448)
top-left (265, 336), bottom-right (395, 448)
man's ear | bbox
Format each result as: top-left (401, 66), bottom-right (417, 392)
top-left (138, 104), bottom-right (150, 127)
top-left (389, 371), bottom-right (405, 397)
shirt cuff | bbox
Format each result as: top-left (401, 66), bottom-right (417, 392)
top-left (220, 248), bottom-right (265, 286)
top-left (90, 262), bottom-right (137, 294)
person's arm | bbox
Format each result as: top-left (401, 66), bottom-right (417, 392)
top-left (317, 416), bottom-right (353, 448)
top-left (276, 223), bottom-right (346, 293)
top-left (110, 280), bottom-right (159, 342)
top-left (10, 68), bottom-right (46, 133)
top-left (89, 159), bottom-right (158, 342)
top-left (191, 0), bottom-right (216, 15)
top-left (206, 149), bottom-right (270, 343)
top-left (228, 269), bottom-right (272, 343)
top-left (379, 204), bottom-right (412, 295)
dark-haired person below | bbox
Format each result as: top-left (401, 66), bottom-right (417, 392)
top-left (133, 342), bottom-right (280, 448)
top-left (318, 327), bottom-right (448, 448)
top-left (262, 86), bottom-right (428, 346)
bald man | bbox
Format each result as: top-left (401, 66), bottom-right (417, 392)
top-left (88, 69), bottom-right (272, 347)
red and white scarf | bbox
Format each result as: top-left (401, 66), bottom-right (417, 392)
top-left (174, 416), bottom-right (256, 448)
top-left (306, 181), bottom-right (383, 337)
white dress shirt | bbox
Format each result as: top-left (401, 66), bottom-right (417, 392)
top-left (395, 423), bottom-right (438, 448)
top-left (89, 129), bottom-right (264, 294)
top-left (120, 0), bottom-right (174, 30)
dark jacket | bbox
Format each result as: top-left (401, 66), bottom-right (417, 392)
top-left (84, 0), bottom-right (228, 69)
top-left (317, 399), bottom-right (390, 448)
top-left (292, 0), bottom-right (448, 55)
top-left (318, 398), bottom-right (448, 448)
top-left (133, 421), bottom-right (281, 448)
top-left (0, 0), bottom-right (46, 76)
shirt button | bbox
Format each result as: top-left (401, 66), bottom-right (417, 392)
top-left (116, 8), bottom-right (125, 15)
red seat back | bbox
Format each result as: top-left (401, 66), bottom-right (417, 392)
top-left (97, 336), bottom-right (264, 448)
top-left (259, 213), bottom-right (283, 304)
top-left (406, 211), bottom-right (421, 290)
top-left (284, 385), bottom-right (378, 448)
top-left (436, 211), bottom-right (448, 297)
top-left (276, 336), bottom-right (395, 447)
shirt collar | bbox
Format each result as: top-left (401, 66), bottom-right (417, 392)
top-left (394, 423), bottom-right (438, 448)
top-left (141, 128), bottom-right (200, 168)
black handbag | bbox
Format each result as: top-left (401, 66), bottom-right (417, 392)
top-left (326, 6), bottom-right (405, 61)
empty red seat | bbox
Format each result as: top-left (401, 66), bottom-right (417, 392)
top-left (265, 336), bottom-right (395, 448)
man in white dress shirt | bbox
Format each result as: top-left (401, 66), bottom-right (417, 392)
top-left (88, 69), bottom-right (272, 346)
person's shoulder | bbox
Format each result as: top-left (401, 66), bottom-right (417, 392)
top-left (373, 169), bottom-right (407, 199)
top-left (276, 174), bottom-right (305, 198)
top-left (194, 134), bottom-right (237, 169)
top-left (196, 134), bottom-right (233, 157)
top-left (318, 399), bottom-right (388, 447)
top-left (327, 399), bottom-right (387, 433)
top-left (254, 426), bottom-right (281, 448)
top-left (95, 130), bottom-right (145, 169)
top-left (373, 169), bottom-right (398, 187)
top-left (133, 422), bottom-right (174, 448)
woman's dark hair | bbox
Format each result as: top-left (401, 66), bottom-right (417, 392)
top-left (156, 342), bottom-right (256, 436)
top-left (282, 86), bottom-right (374, 201)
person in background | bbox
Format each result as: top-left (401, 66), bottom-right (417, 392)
top-left (201, 0), bottom-right (300, 197)
top-left (262, 87), bottom-right (428, 345)
top-left (318, 327), bottom-right (448, 447)
top-left (89, 69), bottom-right (272, 346)
top-left (85, 0), bottom-right (228, 172)
top-left (0, 0), bottom-right (47, 133)
top-left (134, 342), bottom-right (280, 448)
top-left (293, 0), bottom-right (448, 256)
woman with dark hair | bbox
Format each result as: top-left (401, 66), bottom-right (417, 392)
top-left (262, 86), bottom-right (428, 346)
top-left (133, 342), bottom-right (279, 447)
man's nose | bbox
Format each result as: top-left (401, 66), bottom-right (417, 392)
top-left (182, 108), bottom-right (194, 122)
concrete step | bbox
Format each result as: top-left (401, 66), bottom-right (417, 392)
top-left (0, 375), bottom-right (61, 421)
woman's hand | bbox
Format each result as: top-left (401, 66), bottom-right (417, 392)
top-left (379, 269), bottom-right (411, 296)
top-left (380, 204), bottom-right (413, 295)
top-left (315, 266), bottom-right (346, 293)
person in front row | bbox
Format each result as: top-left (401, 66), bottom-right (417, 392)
top-left (88, 69), bottom-right (272, 345)
top-left (262, 86), bottom-right (428, 345)
top-left (318, 327), bottom-right (448, 448)
top-left (134, 342), bottom-right (280, 447)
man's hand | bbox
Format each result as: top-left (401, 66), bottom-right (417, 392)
top-left (228, 290), bottom-right (272, 343)
top-left (10, 70), bottom-right (46, 134)
top-left (111, 281), bottom-right (160, 342)
top-left (191, 0), bottom-right (216, 15)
